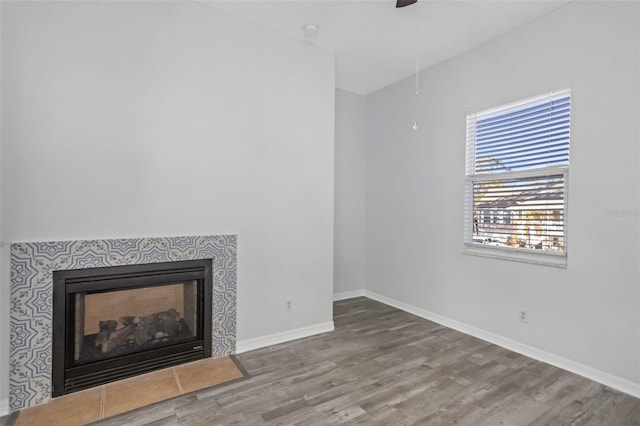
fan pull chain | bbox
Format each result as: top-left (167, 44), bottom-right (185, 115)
top-left (413, 49), bottom-right (419, 131)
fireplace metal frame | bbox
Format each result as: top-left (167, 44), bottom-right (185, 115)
top-left (52, 259), bottom-right (212, 397)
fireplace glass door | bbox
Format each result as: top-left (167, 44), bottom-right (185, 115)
top-left (73, 281), bottom-right (199, 366)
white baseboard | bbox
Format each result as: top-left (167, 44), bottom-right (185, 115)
top-left (0, 398), bottom-right (8, 417)
top-left (236, 321), bottom-right (335, 354)
top-left (333, 290), bottom-right (365, 301)
top-left (363, 290), bottom-right (640, 398)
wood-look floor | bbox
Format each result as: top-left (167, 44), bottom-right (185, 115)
top-left (7, 297), bottom-right (640, 425)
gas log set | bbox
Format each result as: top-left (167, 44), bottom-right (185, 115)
top-left (84, 308), bottom-right (191, 361)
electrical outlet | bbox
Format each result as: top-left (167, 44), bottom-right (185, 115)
top-left (285, 300), bottom-right (293, 312)
top-left (518, 309), bottom-right (528, 323)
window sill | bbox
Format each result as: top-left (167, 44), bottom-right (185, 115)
top-left (463, 244), bottom-right (567, 268)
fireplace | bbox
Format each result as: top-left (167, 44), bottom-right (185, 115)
top-left (52, 259), bottom-right (212, 397)
top-left (10, 235), bottom-right (236, 412)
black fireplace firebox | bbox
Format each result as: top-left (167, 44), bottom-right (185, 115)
top-left (52, 259), bottom-right (212, 397)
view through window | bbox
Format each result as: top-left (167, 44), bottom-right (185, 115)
top-left (464, 90), bottom-right (570, 262)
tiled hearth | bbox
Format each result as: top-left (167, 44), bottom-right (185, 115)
top-left (10, 235), bottom-right (237, 413)
top-left (13, 356), bottom-right (245, 425)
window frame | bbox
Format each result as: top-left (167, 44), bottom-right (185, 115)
top-left (463, 90), bottom-right (570, 268)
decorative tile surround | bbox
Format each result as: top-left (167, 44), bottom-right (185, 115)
top-left (9, 235), bottom-right (237, 412)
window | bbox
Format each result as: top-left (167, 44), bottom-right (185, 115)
top-left (464, 90), bottom-right (570, 267)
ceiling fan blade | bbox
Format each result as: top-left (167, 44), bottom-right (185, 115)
top-left (396, 0), bottom-right (417, 8)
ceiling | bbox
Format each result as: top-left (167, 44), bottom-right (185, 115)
top-left (198, 0), bottom-right (570, 95)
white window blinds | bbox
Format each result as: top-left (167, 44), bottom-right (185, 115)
top-left (464, 90), bottom-right (570, 261)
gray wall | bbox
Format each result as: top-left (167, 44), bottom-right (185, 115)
top-left (1, 0), bottom-right (335, 408)
top-left (0, 1), bottom-right (4, 411)
top-left (334, 89), bottom-right (366, 297)
top-left (365, 1), bottom-right (639, 389)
